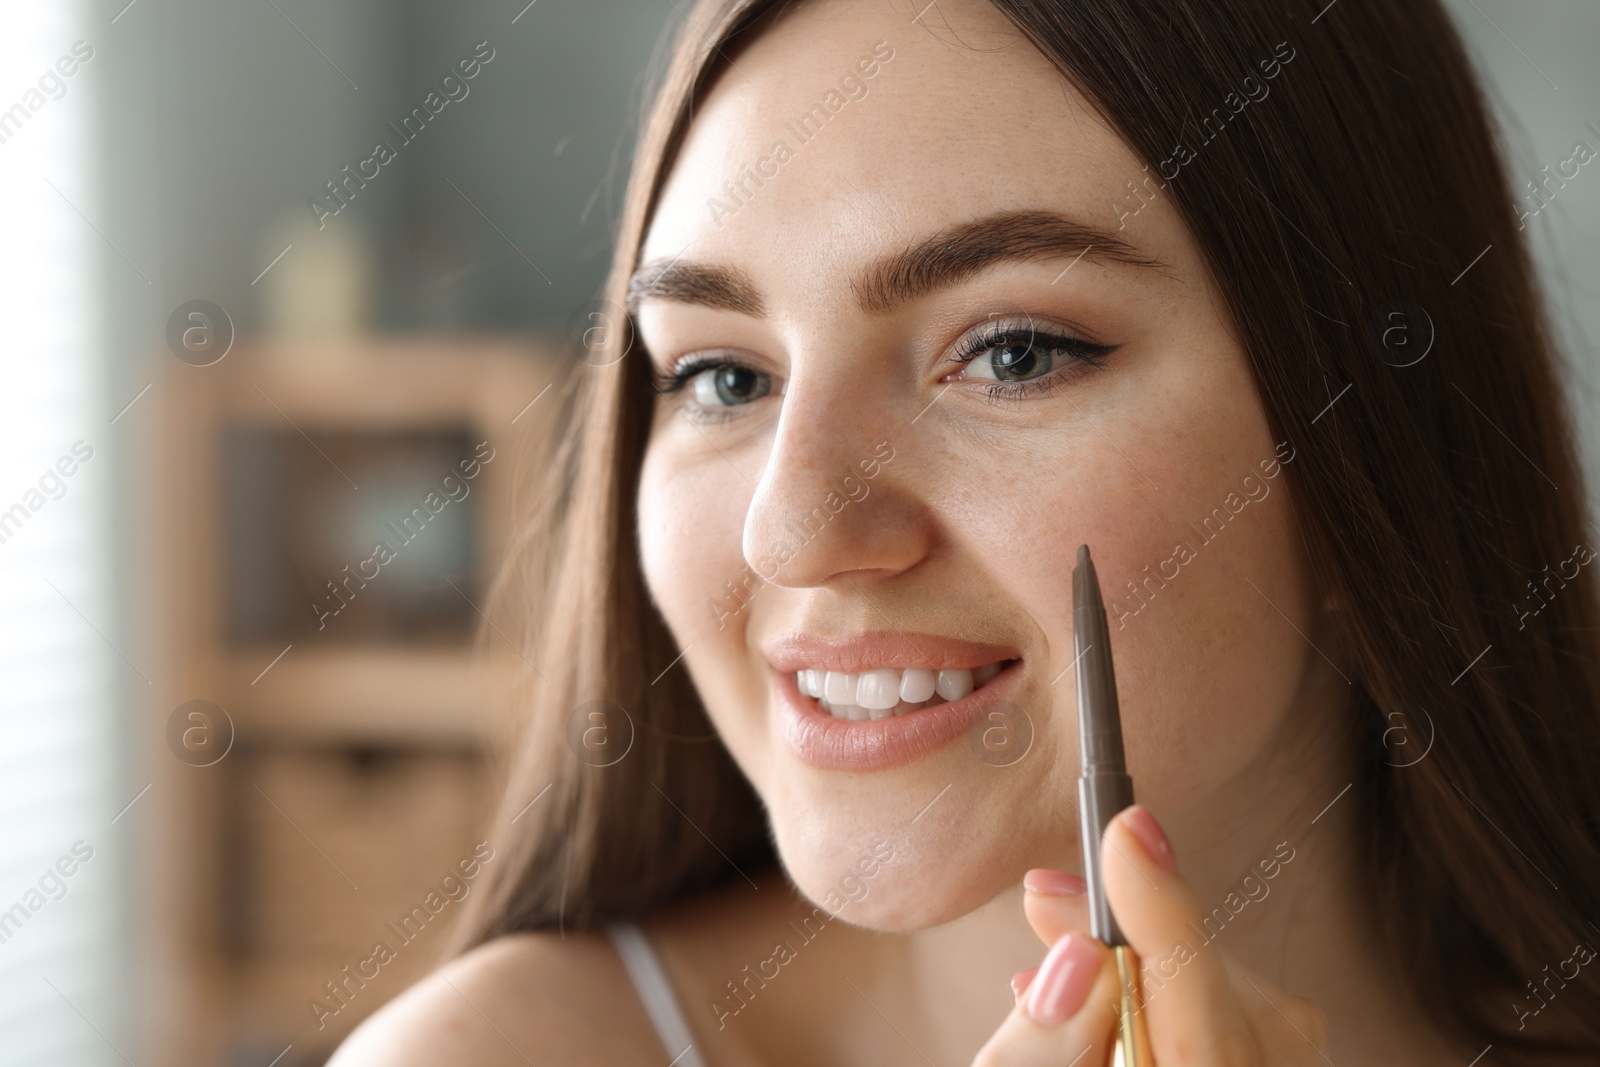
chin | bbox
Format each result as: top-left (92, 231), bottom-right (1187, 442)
top-left (770, 794), bottom-right (1069, 932)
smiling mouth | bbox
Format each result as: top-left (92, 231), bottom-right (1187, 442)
top-left (795, 661), bottom-right (1016, 721)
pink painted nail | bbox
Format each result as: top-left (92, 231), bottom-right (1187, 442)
top-left (1010, 966), bottom-right (1039, 999)
top-left (1023, 869), bottom-right (1086, 896)
top-left (1122, 805), bottom-right (1177, 873)
top-left (1025, 933), bottom-right (1101, 1025)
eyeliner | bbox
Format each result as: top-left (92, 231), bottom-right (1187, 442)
top-left (1073, 544), bottom-right (1153, 1067)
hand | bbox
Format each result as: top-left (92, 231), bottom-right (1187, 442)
top-left (971, 805), bottom-right (1330, 1066)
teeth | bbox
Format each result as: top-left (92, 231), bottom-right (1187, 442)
top-left (819, 696), bottom-right (929, 720)
top-left (935, 669), bottom-right (974, 701)
top-left (798, 661), bottom-right (1009, 721)
top-left (856, 668), bottom-right (901, 710)
top-left (899, 668), bottom-right (937, 703)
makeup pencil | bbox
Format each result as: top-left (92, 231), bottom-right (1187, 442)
top-left (1073, 544), bottom-right (1153, 1067)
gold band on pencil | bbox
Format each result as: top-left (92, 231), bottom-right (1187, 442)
top-left (1111, 945), bottom-right (1154, 1067)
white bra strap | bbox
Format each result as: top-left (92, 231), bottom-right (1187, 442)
top-left (606, 921), bottom-right (710, 1067)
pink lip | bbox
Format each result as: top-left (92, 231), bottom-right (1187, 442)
top-left (775, 657), bottom-right (1024, 772)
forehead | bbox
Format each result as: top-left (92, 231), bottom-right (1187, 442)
top-left (640, 0), bottom-right (1168, 276)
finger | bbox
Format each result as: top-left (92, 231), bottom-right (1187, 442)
top-left (1101, 805), bottom-right (1257, 1063)
top-left (1022, 868), bottom-right (1089, 948)
top-left (974, 933), bottom-right (1119, 1067)
top-left (1010, 965), bottom-right (1039, 1000)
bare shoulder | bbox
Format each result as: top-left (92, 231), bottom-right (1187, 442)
top-left (326, 929), bottom-right (661, 1067)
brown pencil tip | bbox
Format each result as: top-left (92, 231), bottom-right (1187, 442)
top-left (1074, 544), bottom-right (1096, 608)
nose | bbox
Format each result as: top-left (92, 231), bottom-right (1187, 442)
top-left (741, 378), bottom-right (929, 590)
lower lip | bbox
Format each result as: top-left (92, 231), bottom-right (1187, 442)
top-left (777, 663), bottom-right (1022, 771)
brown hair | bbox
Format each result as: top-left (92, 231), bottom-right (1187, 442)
top-left (452, 0), bottom-right (1600, 1057)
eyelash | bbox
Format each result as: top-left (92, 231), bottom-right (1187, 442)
top-left (653, 354), bottom-right (739, 397)
top-left (944, 322), bottom-right (1117, 401)
top-left (648, 321), bottom-right (1119, 412)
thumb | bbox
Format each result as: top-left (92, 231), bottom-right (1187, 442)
top-left (1101, 805), bottom-right (1255, 1052)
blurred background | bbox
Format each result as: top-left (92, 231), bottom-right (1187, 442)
top-left (0, 1), bottom-right (1595, 1064)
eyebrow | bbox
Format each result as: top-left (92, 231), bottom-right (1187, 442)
top-left (625, 208), bottom-right (1177, 318)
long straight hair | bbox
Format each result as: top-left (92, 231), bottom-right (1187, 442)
top-left (452, 0), bottom-right (1600, 1057)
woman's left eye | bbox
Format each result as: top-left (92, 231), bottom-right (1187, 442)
top-left (948, 322), bottom-right (1118, 394)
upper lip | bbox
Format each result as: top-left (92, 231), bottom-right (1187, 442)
top-left (761, 630), bottom-right (1022, 674)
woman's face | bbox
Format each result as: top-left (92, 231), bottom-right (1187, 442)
top-left (632, 0), bottom-right (1322, 928)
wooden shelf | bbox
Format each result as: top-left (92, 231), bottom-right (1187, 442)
top-left (224, 645), bottom-right (508, 744)
top-left (143, 334), bottom-right (564, 1066)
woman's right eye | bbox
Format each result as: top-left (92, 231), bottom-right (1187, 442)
top-left (691, 363), bottom-right (772, 407)
top-left (659, 357), bottom-right (776, 412)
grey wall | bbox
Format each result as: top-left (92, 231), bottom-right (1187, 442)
top-left (101, 0), bottom-right (680, 342)
top-left (401, 0), bottom-right (678, 330)
top-left (1444, 0), bottom-right (1600, 487)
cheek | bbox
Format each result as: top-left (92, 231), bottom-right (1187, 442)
top-left (637, 438), bottom-right (772, 776)
top-left (637, 441), bottom-right (749, 645)
top-left (1109, 491), bottom-right (1311, 813)
top-left (1057, 356), bottom-right (1309, 810)
top-left (952, 347), bottom-right (1311, 810)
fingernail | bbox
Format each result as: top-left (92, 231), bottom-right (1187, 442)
top-left (1023, 869), bottom-right (1086, 896)
top-left (1122, 805), bottom-right (1177, 873)
top-left (1010, 965), bottom-right (1039, 999)
top-left (1025, 933), bottom-right (1100, 1025)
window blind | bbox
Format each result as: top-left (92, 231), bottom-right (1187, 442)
top-left (0, 0), bottom-right (119, 1063)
